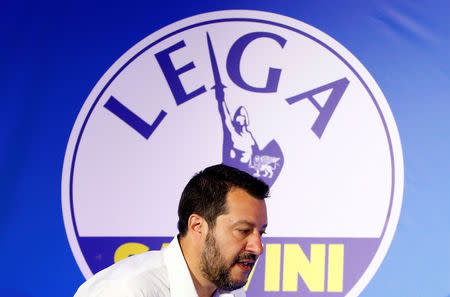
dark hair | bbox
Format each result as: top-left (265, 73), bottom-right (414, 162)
top-left (177, 164), bottom-right (269, 237)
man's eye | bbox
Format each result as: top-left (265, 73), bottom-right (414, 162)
top-left (239, 229), bottom-right (251, 234)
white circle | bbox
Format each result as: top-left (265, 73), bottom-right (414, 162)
top-left (62, 10), bottom-right (403, 296)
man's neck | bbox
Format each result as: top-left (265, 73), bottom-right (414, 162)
top-left (179, 235), bottom-right (218, 297)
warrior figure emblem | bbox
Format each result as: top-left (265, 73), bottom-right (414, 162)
top-left (206, 33), bottom-right (284, 187)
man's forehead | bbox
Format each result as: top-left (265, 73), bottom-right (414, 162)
top-left (225, 187), bottom-right (265, 202)
top-left (232, 219), bottom-right (268, 229)
top-left (222, 187), bottom-right (268, 226)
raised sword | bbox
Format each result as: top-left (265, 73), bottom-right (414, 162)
top-left (206, 32), bottom-right (226, 103)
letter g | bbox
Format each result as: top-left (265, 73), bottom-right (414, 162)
top-left (226, 32), bottom-right (286, 93)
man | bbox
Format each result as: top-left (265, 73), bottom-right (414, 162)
top-left (74, 164), bottom-right (269, 297)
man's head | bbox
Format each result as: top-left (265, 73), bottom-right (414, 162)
top-left (177, 164), bottom-right (269, 237)
top-left (177, 164), bottom-right (269, 290)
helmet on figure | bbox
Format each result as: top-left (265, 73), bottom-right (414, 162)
top-left (233, 106), bottom-right (250, 131)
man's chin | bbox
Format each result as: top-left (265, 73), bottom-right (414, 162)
top-left (226, 266), bottom-right (250, 288)
top-left (218, 280), bottom-right (247, 292)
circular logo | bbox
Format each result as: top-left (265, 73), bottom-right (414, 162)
top-left (62, 10), bottom-right (403, 297)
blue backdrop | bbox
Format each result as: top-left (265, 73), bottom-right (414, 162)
top-left (1, 1), bottom-right (449, 296)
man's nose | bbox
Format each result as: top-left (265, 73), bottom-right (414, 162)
top-left (246, 232), bottom-right (264, 255)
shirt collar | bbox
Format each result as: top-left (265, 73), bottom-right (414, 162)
top-left (163, 237), bottom-right (199, 297)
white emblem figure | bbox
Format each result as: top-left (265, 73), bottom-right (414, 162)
top-left (208, 32), bottom-right (283, 181)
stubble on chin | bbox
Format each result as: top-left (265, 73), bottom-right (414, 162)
top-left (200, 232), bottom-right (247, 291)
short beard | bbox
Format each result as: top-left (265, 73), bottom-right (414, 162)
top-left (200, 231), bottom-right (249, 291)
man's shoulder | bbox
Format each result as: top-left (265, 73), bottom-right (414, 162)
top-left (74, 250), bottom-right (169, 297)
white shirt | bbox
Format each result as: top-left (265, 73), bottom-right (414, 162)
top-left (74, 237), bottom-right (246, 297)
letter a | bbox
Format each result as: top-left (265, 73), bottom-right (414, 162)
top-left (286, 78), bottom-right (349, 138)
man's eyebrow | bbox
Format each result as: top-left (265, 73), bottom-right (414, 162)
top-left (232, 220), bottom-right (268, 229)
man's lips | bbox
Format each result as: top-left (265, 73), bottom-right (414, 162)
top-left (236, 261), bottom-right (254, 272)
top-left (235, 256), bottom-right (256, 272)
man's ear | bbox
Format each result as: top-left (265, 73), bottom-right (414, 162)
top-left (187, 214), bottom-right (208, 239)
